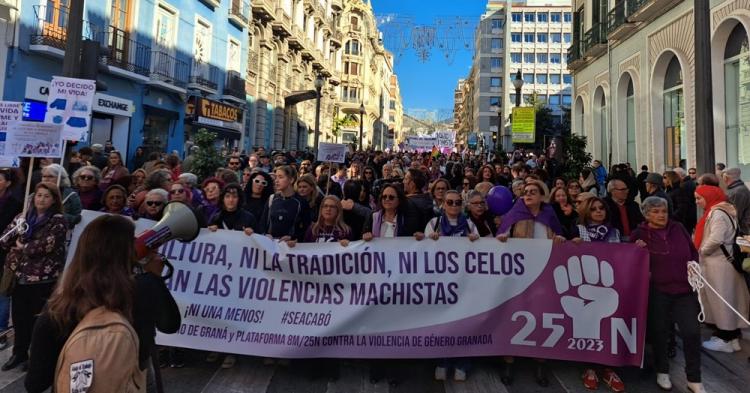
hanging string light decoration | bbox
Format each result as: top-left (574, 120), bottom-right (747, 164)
top-left (377, 15), bottom-right (477, 64)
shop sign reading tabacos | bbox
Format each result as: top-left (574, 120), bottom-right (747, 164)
top-left (188, 98), bottom-right (240, 123)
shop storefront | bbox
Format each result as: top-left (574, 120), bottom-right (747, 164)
top-left (185, 97), bottom-right (243, 151)
top-left (23, 77), bottom-right (134, 161)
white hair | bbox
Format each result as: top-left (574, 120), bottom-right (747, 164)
top-left (146, 188), bottom-right (168, 201)
top-left (641, 196), bottom-right (669, 216)
top-left (42, 163), bottom-right (71, 188)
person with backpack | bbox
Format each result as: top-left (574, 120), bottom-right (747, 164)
top-left (25, 214), bottom-right (181, 393)
top-left (693, 185), bottom-right (750, 353)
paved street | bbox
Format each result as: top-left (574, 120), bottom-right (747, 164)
top-left (0, 330), bottom-right (747, 393)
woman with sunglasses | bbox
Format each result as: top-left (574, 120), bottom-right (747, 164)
top-left (566, 179), bottom-right (583, 203)
top-left (466, 190), bottom-right (497, 237)
top-left (140, 189), bottom-right (169, 221)
top-left (496, 179), bottom-right (565, 387)
top-left (244, 171), bottom-right (274, 220)
top-left (168, 182), bottom-right (192, 204)
top-left (362, 184), bottom-right (422, 386)
top-left (630, 197), bottom-right (704, 393)
top-left (461, 175), bottom-right (477, 203)
top-left (72, 166), bottom-right (103, 211)
top-left (362, 166), bottom-right (378, 187)
top-left (424, 190), bottom-right (479, 382)
top-left (570, 196), bottom-right (625, 392)
top-left (99, 151), bottom-right (130, 192)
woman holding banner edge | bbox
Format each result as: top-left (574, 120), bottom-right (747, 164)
top-left (496, 179), bottom-right (565, 387)
top-left (424, 189), bottom-right (479, 382)
top-left (362, 183), bottom-right (424, 386)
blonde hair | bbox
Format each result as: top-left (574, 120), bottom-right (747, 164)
top-left (312, 195), bottom-right (351, 238)
top-left (296, 174), bottom-right (320, 207)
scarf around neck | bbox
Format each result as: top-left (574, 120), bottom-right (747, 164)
top-left (438, 212), bottom-right (470, 236)
top-left (694, 185), bottom-right (728, 248)
top-left (497, 198), bottom-right (563, 236)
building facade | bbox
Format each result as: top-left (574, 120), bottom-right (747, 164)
top-left (4, 0), bottom-right (250, 164)
top-left (245, 0), bottom-right (403, 152)
top-left (456, 0), bottom-right (573, 151)
top-left (569, 0), bottom-right (750, 177)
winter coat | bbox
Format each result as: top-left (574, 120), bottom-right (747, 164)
top-left (630, 220), bottom-right (696, 295)
top-left (697, 203), bottom-right (750, 330)
top-left (0, 213), bottom-right (67, 284)
top-left (727, 180), bottom-right (750, 234)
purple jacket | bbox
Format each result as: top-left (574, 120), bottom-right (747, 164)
top-left (630, 220), bottom-right (697, 295)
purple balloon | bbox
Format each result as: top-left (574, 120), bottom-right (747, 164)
top-left (487, 186), bottom-right (514, 216)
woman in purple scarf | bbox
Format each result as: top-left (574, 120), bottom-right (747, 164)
top-left (496, 179), bottom-right (565, 387)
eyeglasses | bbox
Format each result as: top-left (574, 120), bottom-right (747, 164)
top-left (470, 201), bottom-right (486, 206)
top-left (170, 189), bottom-right (185, 195)
top-left (463, 182), bottom-right (470, 186)
top-left (253, 178), bottom-right (268, 186)
top-left (381, 194), bottom-right (397, 201)
top-left (79, 175), bottom-right (95, 181)
top-left (590, 205), bottom-right (606, 212)
top-left (229, 162), bottom-right (241, 166)
top-left (444, 199), bottom-right (462, 207)
top-left (523, 189), bottom-right (540, 196)
top-left (145, 201), bottom-right (164, 207)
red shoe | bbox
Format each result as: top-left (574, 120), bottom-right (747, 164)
top-left (602, 368), bottom-right (625, 392)
top-left (582, 368), bottom-right (599, 390)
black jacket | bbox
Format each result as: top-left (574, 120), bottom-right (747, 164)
top-left (667, 183), bottom-right (697, 234)
top-left (407, 193), bottom-right (435, 232)
top-left (209, 208), bottom-right (257, 231)
top-left (604, 196), bottom-right (644, 237)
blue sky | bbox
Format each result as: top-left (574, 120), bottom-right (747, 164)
top-left (373, 0), bottom-right (489, 119)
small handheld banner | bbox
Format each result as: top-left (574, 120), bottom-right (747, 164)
top-left (44, 76), bottom-right (96, 142)
top-left (317, 143), bottom-right (347, 163)
top-left (0, 101), bottom-right (23, 167)
top-left (5, 122), bottom-right (63, 158)
top-left (70, 211), bottom-right (650, 366)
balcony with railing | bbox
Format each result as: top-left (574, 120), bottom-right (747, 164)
top-left (149, 50), bottom-right (189, 93)
top-left (567, 41), bottom-right (585, 71)
top-left (607, 0), bottom-right (638, 41)
top-left (582, 22), bottom-right (607, 58)
top-left (30, 4), bottom-right (98, 57)
top-left (288, 25), bottom-right (306, 50)
top-left (189, 61), bottom-right (220, 93)
top-left (272, 8), bottom-right (293, 37)
top-left (330, 31), bottom-right (343, 48)
top-left (99, 26), bottom-right (152, 81)
top-left (229, 0), bottom-right (250, 28)
top-left (251, 0), bottom-right (275, 22)
top-left (223, 70), bottom-right (246, 103)
top-left (629, 0), bottom-right (683, 23)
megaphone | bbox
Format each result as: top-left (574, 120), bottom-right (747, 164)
top-left (135, 201), bottom-right (200, 260)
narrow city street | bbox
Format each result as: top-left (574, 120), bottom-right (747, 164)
top-left (0, 331), bottom-right (747, 392)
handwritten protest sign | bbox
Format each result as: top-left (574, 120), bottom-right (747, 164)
top-left (317, 143), bottom-right (347, 163)
top-left (0, 101), bottom-right (22, 167)
top-left (44, 76), bottom-right (96, 141)
top-left (4, 122), bottom-right (63, 158)
top-left (70, 211), bottom-right (650, 366)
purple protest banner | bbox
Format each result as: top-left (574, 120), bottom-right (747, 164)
top-left (69, 211), bottom-right (650, 366)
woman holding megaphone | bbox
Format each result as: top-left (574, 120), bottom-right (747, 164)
top-left (25, 214), bottom-right (181, 393)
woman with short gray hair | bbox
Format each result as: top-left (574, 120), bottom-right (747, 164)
top-left (41, 164), bottom-right (81, 226)
top-left (72, 166), bottom-right (102, 211)
top-left (630, 196), bottom-right (704, 393)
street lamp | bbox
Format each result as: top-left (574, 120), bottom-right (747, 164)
top-left (512, 69), bottom-right (524, 107)
top-left (313, 74), bottom-right (325, 154)
top-left (359, 102), bottom-right (365, 151)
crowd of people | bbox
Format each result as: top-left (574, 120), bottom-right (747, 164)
top-left (0, 140), bottom-right (749, 393)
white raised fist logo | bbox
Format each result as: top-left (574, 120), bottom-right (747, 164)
top-left (553, 255), bottom-right (618, 339)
